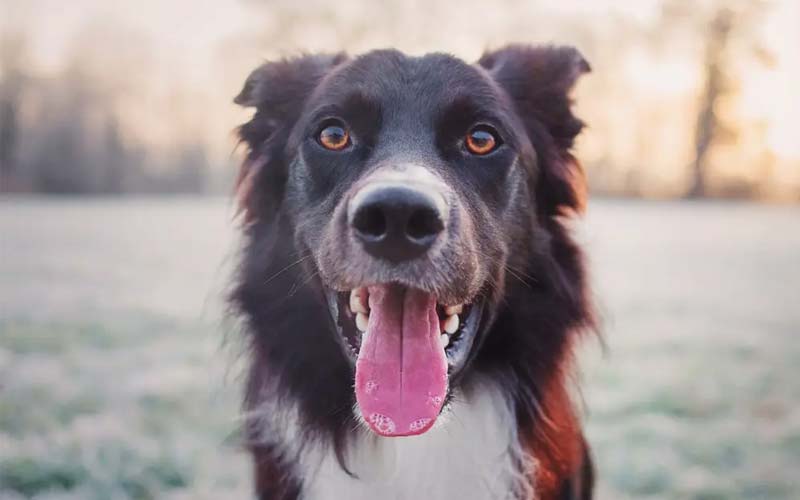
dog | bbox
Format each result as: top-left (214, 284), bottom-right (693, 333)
top-left (231, 45), bottom-right (595, 500)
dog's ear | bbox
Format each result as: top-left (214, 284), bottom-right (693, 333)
top-left (478, 45), bottom-right (590, 217)
top-left (234, 53), bottom-right (347, 224)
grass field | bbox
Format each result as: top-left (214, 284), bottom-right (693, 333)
top-left (1, 197), bottom-right (798, 499)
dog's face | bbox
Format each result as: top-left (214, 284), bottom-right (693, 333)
top-left (236, 47), bottom-right (588, 437)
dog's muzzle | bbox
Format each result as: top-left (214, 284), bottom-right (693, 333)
top-left (348, 181), bottom-right (447, 262)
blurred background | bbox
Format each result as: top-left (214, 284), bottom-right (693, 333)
top-left (1, 0), bottom-right (798, 499)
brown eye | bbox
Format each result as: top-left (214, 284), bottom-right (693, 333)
top-left (318, 122), bottom-right (350, 151)
top-left (465, 126), bottom-right (500, 155)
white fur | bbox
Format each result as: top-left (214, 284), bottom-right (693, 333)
top-left (250, 380), bottom-right (535, 500)
top-left (348, 164), bottom-right (452, 224)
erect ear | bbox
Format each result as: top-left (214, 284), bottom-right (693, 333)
top-left (478, 45), bottom-right (590, 217)
top-left (234, 53), bottom-right (347, 225)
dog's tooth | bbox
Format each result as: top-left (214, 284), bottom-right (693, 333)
top-left (439, 333), bottom-right (450, 348)
top-left (443, 314), bottom-right (459, 334)
top-left (444, 304), bottom-right (463, 316)
top-left (355, 312), bottom-right (369, 332)
top-left (350, 289), bottom-right (368, 314)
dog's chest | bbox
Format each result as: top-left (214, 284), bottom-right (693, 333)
top-left (297, 383), bottom-right (530, 500)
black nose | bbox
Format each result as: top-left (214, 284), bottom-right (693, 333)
top-left (350, 186), bottom-right (445, 262)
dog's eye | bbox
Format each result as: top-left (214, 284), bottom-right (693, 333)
top-left (465, 126), bottom-right (501, 155)
top-left (317, 121), bottom-right (351, 151)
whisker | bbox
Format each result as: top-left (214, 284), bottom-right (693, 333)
top-left (503, 265), bottom-right (534, 290)
top-left (472, 248), bottom-right (534, 291)
top-left (289, 268), bottom-right (321, 297)
top-left (264, 253), bottom-right (313, 285)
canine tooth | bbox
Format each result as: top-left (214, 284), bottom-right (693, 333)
top-left (439, 334), bottom-right (450, 348)
top-left (443, 314), bottom-right (459, 334)
top-left (355, 312), bottom-right (369, 332)
top-left (444, 304), bottom-right (463, 316)
top-left (350, 289), bottom-right (368, 314)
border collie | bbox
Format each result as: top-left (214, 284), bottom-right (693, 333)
top-left (231, 45), bottom-right (595, 500)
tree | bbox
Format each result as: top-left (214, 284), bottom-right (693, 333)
top-left (659, 0), bottom-right (774, 198)
top-left (687, 8), bottom-right (734, 198)
top-left (101, 116), bottom-right (126, 194)
top-left (0, 34), bottom-right (27, 191)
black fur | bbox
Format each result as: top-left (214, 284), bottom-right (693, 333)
top-left (232, 45), bottom-right (594, 499)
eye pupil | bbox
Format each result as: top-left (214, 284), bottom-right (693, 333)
top-left (318, 124), bottom-right (350, 151)
top-left (466, 127), bottom-right (499, 155)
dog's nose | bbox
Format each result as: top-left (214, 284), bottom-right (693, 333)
top-left (350, 186), bottom-right (445, 262)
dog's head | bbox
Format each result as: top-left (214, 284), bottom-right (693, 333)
top-left (235, 46), bottom-right (589, 437)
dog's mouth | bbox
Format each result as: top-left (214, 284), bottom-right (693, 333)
top-left (326, 283), bottom-right (483, 437)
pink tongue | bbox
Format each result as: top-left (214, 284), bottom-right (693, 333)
top-left (355, 285), bottom-right (447, 436)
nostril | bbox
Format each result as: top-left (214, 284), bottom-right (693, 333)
top-left (406, 208), bottom-right (443, 242)
top-left (349, 184), bottom-right (447, 262)
top-left (353, 205), bottom-right (387, 240)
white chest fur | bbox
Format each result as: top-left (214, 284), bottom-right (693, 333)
top-left (292, 381), bottom-right (533, 500)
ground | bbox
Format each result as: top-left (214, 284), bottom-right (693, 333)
top-left (1, 197), bottom-right (798, 499)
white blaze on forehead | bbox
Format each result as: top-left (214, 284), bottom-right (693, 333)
top-left (347, 164), bottom-right (451, 224)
